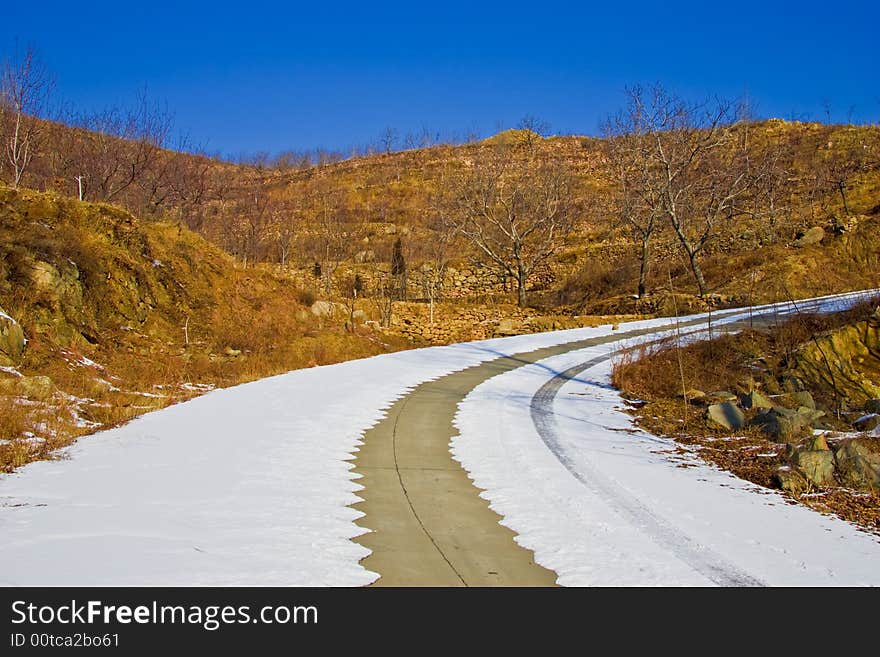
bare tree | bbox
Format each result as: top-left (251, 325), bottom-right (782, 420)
top-left (302, 181), bottom-right (352, 294)
top-left (516, 115), bottom-right (550, 152)
top-left (404, 125), bottom-right (440, 150)
top-left (606, 85), bottom-right (757, 298)
top-left (71, 91), bottom-right (172, 203)
top-left (371, 273), bottom-right (397, 328)
top-left (1, 45), bottom-right (52, 187)
top-left (820, 126), bottom-right (872, 216)
top-left (390, 236), bottom-right (407, 300)
top-left (447, 144), bottom-right (573, 307)
top-left (603, 101), bottom-right (664, 298)
top-left (378, 127), bottom-right (398, 154)
top-left (411, 211), bottom-right (458, 324)
top-left (751, 139), bottom-right (794, 231)
top-left (265, 194), bottom-right (300, 267)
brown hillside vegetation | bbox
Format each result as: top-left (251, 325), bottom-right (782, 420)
top-left (3, 76), bottom-right (880, 480)
top-left (6, 110), bottom-right (879, 313)
top-left (0, 186), bottom-right (411, 471)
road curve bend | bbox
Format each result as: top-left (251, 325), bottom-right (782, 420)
top-left (352, 312), bottom-right (748, 586)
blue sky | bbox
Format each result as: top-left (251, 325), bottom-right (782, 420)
top-left (2, 1), bottom-right (878, 157)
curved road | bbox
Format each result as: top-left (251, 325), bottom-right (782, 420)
top-left (353, 311), bottom-right (753, 586)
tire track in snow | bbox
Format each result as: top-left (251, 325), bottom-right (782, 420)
top-left (525, 293), bottom-right (878, 585)
top-left (530, 350), bottom-right (765, 587)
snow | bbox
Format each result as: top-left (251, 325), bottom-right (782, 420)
top-left (0, 315), bottom-right (708, 586)
top-left (0, 289), bottom-right (876, 586)
top-left (60, 348), bottom-right (104, 370)
top-left (452, 294), bottom-right (880, 586)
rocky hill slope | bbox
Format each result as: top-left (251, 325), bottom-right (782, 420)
top-left (0, 186), bottom-right (410, 471)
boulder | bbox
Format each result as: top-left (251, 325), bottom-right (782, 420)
top-left (19, 376), bottom-right (53, 400)
top-left (707, 401), bottom-right (745, 431)
top-left (793, 320), bottom-right (880, 405)
top-left (804, 434), bottom-right (830, 452)
top-left (706, 391), bottom-right (738, 404)
top-left (788, 391), bottom-right (816, 410)
top-left (310, 300), bottom-right (346, 319)
top-left (753, 406), bottom-right (821, 442)
top-left (0, 307), bottom-right (25, 366)
top-left (834, 437), bottom-right (880, 491)
top-left (495, 319), bottom-right (524, 337)
top-left (782, 376), bottom-right (805, 393)
top-left (0, 375), bottom-right (54, 401)
top-left (794, 226), bottom-right (825, 247)
top-left (774, 467), bottom-right (811, 495)
top-left (853, 414), bottom-right (880, 433)
top-left (741, 390), bottom-right (773, 410)
top-left (681, 389), bottom-right (707, 404)
top-left (791, 449), bottom-right (835, 487)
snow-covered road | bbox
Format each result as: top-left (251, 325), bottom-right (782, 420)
top-left (453, 311), bottom-right (880, 586)
top-left (0, 291), bottom-right (877, 586)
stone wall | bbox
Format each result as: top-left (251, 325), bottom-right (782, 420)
top-left (279, 259), bottom-right (557, 301)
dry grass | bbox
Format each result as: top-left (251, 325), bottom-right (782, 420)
top-left (0, 186), bottom-right (416, 472)
top-left (612, 297), bottom-right (879, 404)
top-left (612, 300), bottom-right (880, 534)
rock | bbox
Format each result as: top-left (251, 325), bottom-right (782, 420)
top-left (853, 414), bottom-right (880, 432)
top-left (798, 407), bottom-right (825, 424)
top-left (804, 434), bottom-right (831, 452)
top-left (0, 375), bottom-right (54, 401)
top-left (706, 391), bottom-right (738, 403)
top-left (794, 226), bottom-right (825, 247)
top-left (834, 437), bottom-right (880, 491)
top-left (353, 250), bottom-right (375, 263)
top-left (792, 449), bottom-right (835, 487)
top-left (782, 376), bottom-right (805, 393)
top-left (352, 309), bottom-right (367, 323)
top-left (788, 391), bottom-right (816, 410)
top-left (774, 467), bottom-right (811, 495)
top-left (681, 389), bottom-right (707, 404)
top-left (772, 405), bottom-right (796, 418)
top-left (495, 319), bottom-right (524, 337)
top-left (707, 401), bottom-right (746, 431)
top-left (793, 321), bottom-right (880, 405)
top-left (753, 407), bottom-right (817, 442)
top-left (864, 399), bottom-right (880, 414)
top-left (741, 390), bottom-right (773, 410)
top-left (310, 300), bottom-right (346, 318)
top-left (223, 347), bottom-right (241, 357)
top-left (0, 307), bottom-right (25, 366)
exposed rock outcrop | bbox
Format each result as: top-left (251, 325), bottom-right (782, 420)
top-left (793, 309), bottom-right (880, 406)
top-left (0, 306), bottom-right (25, 366)
top-left (834, 437), bottom-right (880, 490)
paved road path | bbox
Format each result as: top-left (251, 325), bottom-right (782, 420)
top-left (352, 314), bottom-right (749, 586)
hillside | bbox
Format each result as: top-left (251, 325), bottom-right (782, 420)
top-left (7, 115), bottom-right (880, 317)
top-left (0, 186), bottom-right (412, 471)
